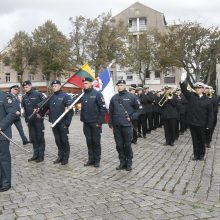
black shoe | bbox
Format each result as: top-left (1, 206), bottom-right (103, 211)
top-left (170, 142), bottom-right (174, 146)
top-left (53, 158), bottom-right (62, 164)
top-left (28, 157), bottom-right (38, 162)
top-left (146, 131), bottom-right (151, 134)
top-left (138, 134), bottom-right (142, 138)
top-left (131, 140), bottom-right (137, 144)
top-left (206, 144), bottom-right (211, 148)
top-left (84, 161), bottom-right (95, 167)
top-left (143, 135), bottom-right (146, 139)
top-left (116, 164), bottom-right (126, 170)
top-left (61, 161), bottom-right (68, 165)
top-left (163, 142), bottom-right (169, 146)
top-left (35, 158), bottom-right (44, 163)
top-left (180, 132), bottom-right (184, 135)
top-left (0, 186), bottom-right (11, 192)
top-left (126, 166), bottom-right (132, 171)
top-left (198, 157), bottom-right (204, 161)
top-left (192, 157), bottom-right (198, 161)
top-left (94, 162), bottom-right (100, 168)
top-left (23, 141), bottom-right (30, 145)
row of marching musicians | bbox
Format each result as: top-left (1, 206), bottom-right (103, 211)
top-left (0, 73), bottom-right (219, 192)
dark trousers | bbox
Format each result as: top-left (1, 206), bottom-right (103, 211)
top-left (163, 119), bottom-right (177, 144)
top-left (113, 126), bottom-right (133, 166)
top-left (138, 114), bottom-right (146, 135)
top-left (205, 128), bottom-right (212, 145)
top-left (153, 112), bottom-right (160, 128)
top-left (28, 119), bottom-right (45, 159)
top-left (52, 123), bottom-right (70, 162)
top-left (132, 120), bottom-right (138, 142)
top-left (14, 118), bottom-right (28, 143)
top-left (83, 123), bottom-right (102, 163)
top-left (189, 125), bottom-right (206, 159)
top-left (180, 113), bottom-right (187, 133)
top-left (145, 112), bottom-right (153, 131)
top-left (0, 140), bottom-right (11, 187)
top-left (175, 120), bottom-right (180, 140)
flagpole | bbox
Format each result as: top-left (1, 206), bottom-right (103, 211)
top-left (51, 92), bottom-right (84, 128)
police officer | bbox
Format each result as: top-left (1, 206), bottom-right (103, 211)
top-left (80, 77), bottom-right (107, 168)
top-left (0, 90), bottom-right (17, 192)
top-left (40, 80), bottom-right (73, 165)
top-left (21, 80), bottom-right (46, 162)
top-left (180, 74), bottom-right (213, 161)
top-left (9, 85), bottom-right (30, 145)
top-left (129, 87), bottom-right (138, 144)
top-left (109, 80), bottom-right (142, 171)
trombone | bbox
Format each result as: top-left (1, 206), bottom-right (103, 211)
top-left (158, 91), bottom-right (173, 107)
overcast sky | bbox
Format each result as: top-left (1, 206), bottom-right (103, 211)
top-left (0, 0), bottom-right (220, 50)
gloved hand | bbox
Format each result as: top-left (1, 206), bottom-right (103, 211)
top-left (180, 72), bottom-right (187, 83)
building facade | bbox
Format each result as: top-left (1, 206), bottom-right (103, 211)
top-left (113, 1), bottom-right (182, 90)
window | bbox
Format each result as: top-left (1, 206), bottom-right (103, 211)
top-left (155, 71), bottom-right (160, 79)
top-left (5, 73), bottom-right (10, 82)
top-left (29, 74), bottom-right (35, 81)
top-left (145, 69), bottom-right (150, 79)
top-left (127, 75), bottom-right (133, 81)
top-left (164, 77), bottom-right (175, 84)
top-left (17, 73), bottom-right (22, 82)
top-left (128, 18), bottom-right (137, 27)
top-left (139, 17), bottom-right (147, 25)
top-left (117, 75), bottom-right (123, 80)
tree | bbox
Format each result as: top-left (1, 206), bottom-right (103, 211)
top-left (124, 31), bottom-right (160, 86)
top-left (157, 22), bottom-right (220, 87)
top-left (69, 13), bottom-right (128, 74)
top-left (4, 31), bottom-right (34, 85)
top-left (32, 20), bottom-right (71, 90)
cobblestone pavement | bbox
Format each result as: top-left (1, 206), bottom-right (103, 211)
top-left (0, 115), bottom-right (220, 220)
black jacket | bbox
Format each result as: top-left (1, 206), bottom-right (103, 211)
top-left (161, 94), bottom-right (179, 119)
top-left (80, 88), bottom-right (107, 124)
top-left (40, 90), bottom-right (73, 126)
top-left (0, 91), bottom-right (17, 140)
top-left (109, 90), bottom-right (142, 127)
top-left (180, 82), bottom-right (213, 128)
top-left (141, 92), bottom-right (154, 113)
top-left (21, 89), bottom-right (46, 122)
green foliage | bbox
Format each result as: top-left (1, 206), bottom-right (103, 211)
top-left (32, 20), bottom-right (71, 80)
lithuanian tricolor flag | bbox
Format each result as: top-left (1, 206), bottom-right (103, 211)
top-left (67, 63), bottom-right (95, 88)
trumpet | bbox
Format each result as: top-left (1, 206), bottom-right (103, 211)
top-left (158, 91), bottom-right (173, 107)
top-left (206, 92), bottom-right (213, 99)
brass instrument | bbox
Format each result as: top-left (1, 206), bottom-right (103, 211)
top-left (158, 91), bottom-right (173, 107)
top-left (206, 92), bottom-right (213, 99)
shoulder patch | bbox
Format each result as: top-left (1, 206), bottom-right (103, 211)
top-left (7, 97), bottom-right (13, 104)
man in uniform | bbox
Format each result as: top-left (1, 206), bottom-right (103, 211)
top-left (0, 90), bottom-right (17, 192)
top-left (180, 74), bottom-right (213, 161)
top-left (161, 86), bottom-right (179, 146)
top-left (129, 87), bottom-right (138, 144)
top-left (21, 80), bottom-right (46, 162)
top-left (9, 85), bottom-right (30, 145)
top-left (80, 77), bottom-right (107, 168)
top-left (109, 80), bottom-right (142, 171)
top-left (40, 80), bottom-right (73, 165)
top-left (142, 85), bottom-right (154, 136)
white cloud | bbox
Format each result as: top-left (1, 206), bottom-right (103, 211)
top-left (0, 0), bottom-right (220, 50)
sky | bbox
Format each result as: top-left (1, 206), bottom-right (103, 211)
top-left (0, 0), bottom-right (220, 51)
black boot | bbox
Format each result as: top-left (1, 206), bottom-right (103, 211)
top-left (53, 158), bottom-right (62, 164)
top-left (28, 156), bottom-right (38, 162)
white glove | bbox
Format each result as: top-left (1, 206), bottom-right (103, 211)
top-left (180, 72), bottom-right (187, 83)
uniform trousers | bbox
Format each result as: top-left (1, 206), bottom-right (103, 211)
top-left (113, 125), bottom-right (133, 166)
top-left (28, 119), bottom-right (45, 159)
top-left (83, 122), bottom-right (102, 163)
top-left (189, 125), bottom-right (206, 159)
top-left (0, 140), bottom-right (11, 187)
top-left (52, 123), bottom-right (70, 162)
